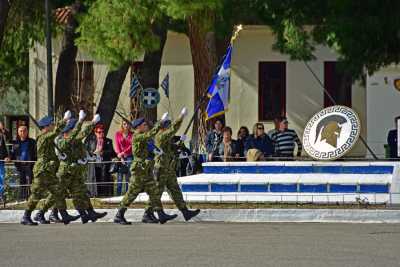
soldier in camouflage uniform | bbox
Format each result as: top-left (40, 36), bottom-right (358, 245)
top-left (49, 110), bottom-right (107, 223)
top-left (143, 107), bottom-right (200, 223)
top-left (21, 111), bottom-right (80, 226)
top-left (114, 113), bottom-right (177, 225)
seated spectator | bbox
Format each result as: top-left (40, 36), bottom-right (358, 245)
top-left (206, 119), bottom-right (224, 161)
top-left (267, 116), bottom-right (280, 138)
top-left (214, 127), bottom-right (240, 162)
top-left (11, 125), bottom-right (36, 200)
top-left (85, 123), bottom-right (116, 197)
top-left (237, 126), bottom-right (249, 158)
top-left (0, 124), bottom-right (10, 197)
top-left (387, 116), bottom-right (400, 159)
top-left (270, 116), bottom-right (302, 158)
top-left (114, 120), bottom-right (133, 195)
top-left (246, 149), bottom-right (265, 162)
top-left (245, 122), bottom-right (274, 158)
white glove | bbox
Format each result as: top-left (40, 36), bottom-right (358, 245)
top-left (180, 107), bottom-right (188, 118)
top-left (92, 114), bottom-right (101, 124)
top-left (153, 148), bottom-right (164, 156)
top-left (77, 158), bottom-right (88, 165)
top-left (63, 110), bottom-right (72, 121)
top-left (161, 112), bottom-right (169, 122)
top-left (58, 153), bottom-right (67, 161)
top-left (180, 134), bottom-right (187, 142)
top-left (78, 110), bottom-right (86, 122)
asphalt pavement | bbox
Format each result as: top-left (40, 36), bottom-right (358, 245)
top-left (0, 222), bottom-right (399, 267)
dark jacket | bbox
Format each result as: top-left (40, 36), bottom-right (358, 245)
top-left (0, 133), bottom-right (9, 160)
top-left (244, 134), bottom-right (274, 157)
top-left (205, 130), bottom-right (223, 154)
top-left (387, 129), bottom-right (399, 159)
top-left (85, 134), bottom-right (116, 162)
top-left (237, 136), bottom-right (249, 158)
top-left (10, 137), bottom-right (37, 169)
top-left (214, 139), bottom-right (241, 161)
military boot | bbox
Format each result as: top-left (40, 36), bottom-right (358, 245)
top-left (33, 210), bottom-right (50, 224)
top-left (49, 208), bottom-right (62, 223)
top-left (87, 208), bottom-right (107, 222)
top-left (20, 210), bottom-right (38, 226)
top-left (77, 209), bottom-right (90, 224)
top-left (114, 208), bottom-right (132, 225)
top-left (59, 209), bottom-right (81, 225)
top-left (141, 208), bottom-right (159, 224)
top-left (156, 210), bottom-right (178, 224)
top-left (180, 207), bottom-right (201, 221)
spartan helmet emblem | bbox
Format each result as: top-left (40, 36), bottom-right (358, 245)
top-left (314, 115), bottom-right (348, 148)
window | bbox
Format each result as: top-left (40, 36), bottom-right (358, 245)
top-left (259, 62), bottom-right (286, 121)
top-left (324, 61), bottom-right (352, 107)
top-left (72, 61), bottom-right (94, 117)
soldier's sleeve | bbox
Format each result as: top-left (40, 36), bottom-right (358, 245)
top-left (44, 119), bottom-right (67, 140)
top-left (159, 117), bottom-right (183, 143)
top-left (66, 120), bottom-right (84, 141)
top-left (76, 122), bottom-right (95, 141)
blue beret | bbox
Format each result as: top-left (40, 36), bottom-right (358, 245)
top-left (62, 118), bottom-right (78, 134)
top-left (37, 116), bottom-right (54, 128)
top-left (132, 118), bottom-right (145, 129)
top-left (160, 119), bottom-right (171, 128)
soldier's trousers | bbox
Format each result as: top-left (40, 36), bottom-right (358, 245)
top-left (120, 161), bottom-right (163, 210)
top-left (46, 165), bottom-right (91, 210)
top-left (26, 171), bottom-right (63, 212)
top-left (150, 168), bottom-right (186, 210)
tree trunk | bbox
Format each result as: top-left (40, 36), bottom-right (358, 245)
top-left (136, 23), bottom-right (167, 122)
top-left (96, 63), bottom-right (130, 134)
top-left (0, 0), bottom-right (10, 48)
top-left (54, 1), bottom-right (82, 113)
top-left (187, 12), bottom-right (218, 152)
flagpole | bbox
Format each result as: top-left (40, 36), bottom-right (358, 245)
top-left (182, 25), bottom-right (243, 136)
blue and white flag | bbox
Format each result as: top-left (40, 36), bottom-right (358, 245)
top-left (129, 75), bottom-right (141, 98)
top-left (205, 45), bottom-right (232, 120)
top-left (161, 73), bottom-right (169, 98)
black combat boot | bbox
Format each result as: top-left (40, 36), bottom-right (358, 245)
top-left (33, 210), bottom-right (50, 224)
top-left (77, 209), bottom-right (90, 224)
top-left (59, 209), bottom-right (81, 225)
top-left (86, 208), bottom-right (107, 222)
top-left (141, 208), bottom-right (159, 224)
top-left (114, 208), bottom-right (132, 225)
top-left (49, 208), bottom-right (62, 223)
top-left (156, 210), bottom-right (178, 224)
top-left (180, 207), bottom-right (201, 221)
top-left (20, 210), bottom-right (38, 226)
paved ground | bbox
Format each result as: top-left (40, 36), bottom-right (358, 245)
top-left (0, 222), bottom-right (400, 267)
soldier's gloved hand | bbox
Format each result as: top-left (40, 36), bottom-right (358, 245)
top-left (180, 134), bottom-right (187, 142)
top-left (77, 158), bottom-right (88, 165)
top-left (161, 112), bottom-right (169, 122)
top-left (63, 110), bottom-right (72, 121)
top-left (180, 107), bottom-right (188, 118)
top-left (92, 114), bottom-right (101, 124)
top-left (59, 153), bottom-right (67, 161)
top-left (153, 148), bottom-right (164, 156)
top-left (79, 110), bottom-right (86, 122)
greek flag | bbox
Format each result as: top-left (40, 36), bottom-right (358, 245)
top-left (161, 73), bottom-right (169, 98)
top-left (129, 75), bottom-right (141, 98)
top-left (205, 45), bottom-right (232, 120)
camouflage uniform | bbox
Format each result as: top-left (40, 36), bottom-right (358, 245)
top-left (120, 123), bottom-right (164, 210)
top-left (26, 119), bottom-right (66, 212)
top-left (47, 121), bottom-right (94, 210)
top-left (150, 117), bottom-right (187, 209)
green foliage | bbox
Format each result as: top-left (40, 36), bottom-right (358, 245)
top-left (0, 87), bottom-right (28, 115)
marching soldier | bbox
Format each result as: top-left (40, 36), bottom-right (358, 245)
top-left (21, 111), bottom-right (80, 225)
top-left (48, 110), bottom-right (107, 223)
top-left (114, 113), bottom-right (177, 225)
top-left (143, 107), bottom-right (200, 223)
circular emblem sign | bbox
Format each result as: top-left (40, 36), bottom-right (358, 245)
top-left (394, 78), bottom-right (400, 92)
top-left (140, 88), bottom-right (160, 109)
top-left (303, 105), bottom-right (361, 160)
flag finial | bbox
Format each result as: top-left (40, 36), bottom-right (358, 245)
top-left (230, 24), bottom-right (243, 44)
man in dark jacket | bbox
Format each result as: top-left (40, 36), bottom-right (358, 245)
top-left (11, 125), bottom-right (37, 199)
top-left (205, 119), bottom-right (224, 161)
top-left (85, 123), bottom-right (116, 197)
top-left (387, 116), bottom-right (400, 159)
top-left (244, 122), bottom-right (274, 158)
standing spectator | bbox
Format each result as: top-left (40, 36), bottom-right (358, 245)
top-left (206, 119), bottom-right (224, 161)
top-left (85, 123), bottom-right (116, 197)
top-left (267, 117), bottom-right (280, 138)
top-left (387, 116), bottom-right (400, 159)
top-left (0, 121), bottom-right (11, 143)
top-left (236, 126), bottom-right (249, 159)
top-left (0, 124), bottom-right (10, 197)
top-left (114, 120), bottom-right (133, 195)
top-left (10, 125), bottom-right (37, 199)
top-left (214, 127), bottom-right (240, 161)
top-left (270, 116), bottom-right (302, 158)
top-left (245, 122), bottom-right (274, 158)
